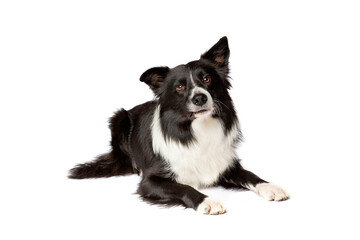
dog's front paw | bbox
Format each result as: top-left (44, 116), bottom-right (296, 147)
top-left (252, 183), bottom-right (290, 201)
top-left (197, 197), bottom-right (227, 215)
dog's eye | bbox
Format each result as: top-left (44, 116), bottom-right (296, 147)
top-left (203, 76), bottom-right (211, 83)
top-left (176, 85), bottom-right (185, 91)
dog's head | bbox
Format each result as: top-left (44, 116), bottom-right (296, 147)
top-left (140, 37), bottom-right (232, 120)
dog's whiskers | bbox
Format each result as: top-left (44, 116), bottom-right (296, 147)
top-left (213, 99), bottom-right (230, 115)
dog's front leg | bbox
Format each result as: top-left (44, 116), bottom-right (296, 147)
top-left (219, 161), bottom-right (290, 201)
top-left (137, 175), bottom-right (226, 214)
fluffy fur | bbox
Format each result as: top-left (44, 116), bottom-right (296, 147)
top-left (68, 37), bottom-right (289, 214)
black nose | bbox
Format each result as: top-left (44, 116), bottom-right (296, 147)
top-left (192, 94), bottom-right (208, 106)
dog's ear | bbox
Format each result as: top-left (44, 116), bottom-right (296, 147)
top-left (140, 66), bottom-right (170, 94)
top-left (201, 36), bottom-right (230, 69)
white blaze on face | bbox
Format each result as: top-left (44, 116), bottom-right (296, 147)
top-left (189, 70), bottom-right (195, 86)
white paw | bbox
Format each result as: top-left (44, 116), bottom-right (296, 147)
top-left (251, 183), bottom-right (290, 201)
top-left (197, 197), bottom-right (227, 215)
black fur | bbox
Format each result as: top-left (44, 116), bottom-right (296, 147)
top-left (69, 37), bottom-right (277, 212)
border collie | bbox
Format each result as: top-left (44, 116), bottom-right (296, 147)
top-left (69, 37), bottom-right (289, 215)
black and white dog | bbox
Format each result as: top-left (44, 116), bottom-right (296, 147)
top-left (69, 37), bottom-right (289, 215)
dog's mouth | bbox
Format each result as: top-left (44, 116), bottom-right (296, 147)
top-left (190, 108), bottom-right (213, 118)
top-left (194, 109), bottom-right (208, 114)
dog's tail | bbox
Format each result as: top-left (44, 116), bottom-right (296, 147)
top-left (68, 151), bottom-right (135, 179)
top-left (68, 109), bottom-right (137, 179)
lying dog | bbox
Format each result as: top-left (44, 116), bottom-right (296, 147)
top-left (69, 37), bottom-right (289, 215)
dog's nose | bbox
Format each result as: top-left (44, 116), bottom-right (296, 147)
top-left (192, 94), bottom-right (208, 106)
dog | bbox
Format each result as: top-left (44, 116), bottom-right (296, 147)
top-left (68, 37), bottom-right (289, 215)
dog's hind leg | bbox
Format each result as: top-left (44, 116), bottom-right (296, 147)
top-left (68, 109), bottom-right (137, 179)
top-left (219, 161), bottom-right (290, 201)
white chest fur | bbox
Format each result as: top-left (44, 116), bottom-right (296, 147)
top-left (151, 106), bottom-right (239, 188)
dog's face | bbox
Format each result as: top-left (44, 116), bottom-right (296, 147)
top-left (140, 37), bottom-right (231, 120)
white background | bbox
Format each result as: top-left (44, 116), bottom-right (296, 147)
top-left (1, 0), bottom-right (359, 239)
